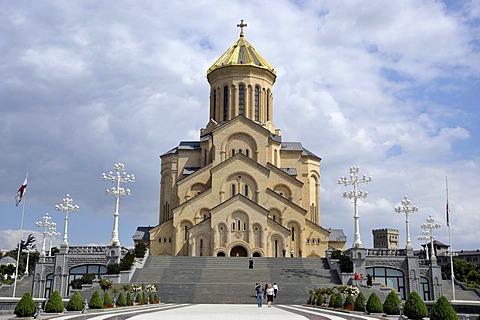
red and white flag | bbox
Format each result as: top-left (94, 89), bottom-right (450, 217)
top-left (15, 174), bottom-right (28, 206)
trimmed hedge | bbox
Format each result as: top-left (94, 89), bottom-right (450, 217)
top-left (328, 292), bottom-right (343, 308)
top-left (383, 290), bottom-right (401, 315)
top-left (366, 292), bottom-right (383, 313)
top-left (89, 291), bottom-right (104, 309)
top-left (126, 291), bottom-right (133, 306)
top-left (344, 294), bottom-right (355, 308)
top-left (44, 290), bottom-right (64, 313)
top-left (116, 292), bottom-right (127, 307)
top-left (14, 292), bottom-right (36, 317)
top-left (354, 291), bottom-right (366, 312)
top-left (404, 291), bottom-right (428, 320)
top-left (66, 291), bottom-right (84, 311)
top-left (430, 295), bottom-right (458, 320)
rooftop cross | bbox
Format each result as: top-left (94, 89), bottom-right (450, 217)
top-left (237, 19), bottom-right (247, 37)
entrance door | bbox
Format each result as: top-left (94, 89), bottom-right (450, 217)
top-left (230, 245), bottom-right (248, 257)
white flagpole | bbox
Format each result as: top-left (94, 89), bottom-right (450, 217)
top-left (446, 176), bottom-right (455, 301)
top-left (13, 190), bottom-right (27, 298)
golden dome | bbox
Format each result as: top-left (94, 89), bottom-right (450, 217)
top-left (207, 23), bottom-right (276, 76)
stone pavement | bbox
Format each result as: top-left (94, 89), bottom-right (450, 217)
top-left (0, 304), bottom-right (400, 320)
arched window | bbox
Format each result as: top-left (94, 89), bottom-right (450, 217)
top-left (231, 149), bottom-right (235, 157)
top-left (239, 84), bottom-right (245, 115)
top-left (244, 184), bottom-right (249, 197)
top-left (246, 149), bottom-right (250, 157)
top-left (254, 86), bottom-right (260, 121)
top-left (231, 184), bottom-right (236, 196)
top-left (291, 227), bottom-right (295, 241)
top-left (223, 86), bottom-right (229, 121)
top-left (199, 239), bottom-right (204, 256)
top-left (232, 222), bottom-right (235, 230)
top-left (213, 89), bottom-right (217, 120)
top-left (266, 90), bottom-right (270, 121)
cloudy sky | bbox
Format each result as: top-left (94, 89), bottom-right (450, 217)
top-left (1, 1), bottom-right (479, 253)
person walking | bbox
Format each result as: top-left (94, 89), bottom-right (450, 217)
top-left (254, 283), bottom-right (263, 307)
top-left (282, 248), bottom-right (286, 257)
top-left (266, 283), bottom-right (275, 307)
top-left (273, 282), bottom-right (278, 298)
top-left (249, 258), bottom-right (253, 269)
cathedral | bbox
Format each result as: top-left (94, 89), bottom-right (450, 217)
top-left (145, 21), bottom-right (346, 257)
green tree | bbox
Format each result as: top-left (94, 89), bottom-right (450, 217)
top-left (66, 291), bottom-right (85, 311)
top-left (116, 292), bottom-right (127, 307)
top-left (328, 292), bottom-right (343, 308)
top-left (126, 291), bottom-right (133, 306)
top-left (106, 263), bottom-right (121, 274)
top-left (44, 290), bottom-right (64, 313)
top-left (134, 242), bottom-right (147, 258)
top-left (14, 292), bottom-right (36, 317)
top-left (383, 290), bottom-right (401, 315)
top-left (99, 278), bottom-right (113, 293)
top-left (103, 292), bottom-right (113, 307)
top-left (366, 292), bottom-right (383, 313)
top-left (119, 252), bottom-right (135, 271)
top-left (354, 291), bottom-right (366, 312)
top-left (404, 291), bottom-right (428, 320)
top-left (430, 296), bottom-right (458, 320)
top-left (88, 291), bottom-right (104, 309)
top-left (344, 294), bottom-right (355, 308)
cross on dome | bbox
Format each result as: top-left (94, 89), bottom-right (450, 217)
top-left (237, 19), bottom-right (247, 37)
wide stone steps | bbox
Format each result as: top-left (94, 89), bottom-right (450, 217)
top-left (130, 256), bottom-right (339, 304)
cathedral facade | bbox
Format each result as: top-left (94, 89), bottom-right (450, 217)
top-left (147, 22), bottom-right (346, 257)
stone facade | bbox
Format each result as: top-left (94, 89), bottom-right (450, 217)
top-left (147, 26), bottom-right (346, 258)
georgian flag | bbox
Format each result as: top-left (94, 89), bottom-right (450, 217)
top-left (15, 174), bottom-right (28, 206)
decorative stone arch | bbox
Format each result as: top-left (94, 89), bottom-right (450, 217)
top-left (191, 182), bottom-right (207, 196)
top-left (366, 266), bottom-right (406, 300)
top-left (216, 251), bottom-right (226, 257)
top-left (286, 220), bottom-right (302, 257)
top-left (217, 223), bottom-right (227, 248)
top-left (269, 208), bottom-right (282, 224)
top-left (160, 168), bottom-right (173, 222)
top-left (192, 232), bottom-right (210, 256)
top-left (224, 172), bottom-right (259, 202)
top-left (226, 241), bottom-right (250, 257)
top-left (273, 184), bottom-right (292, 200)
top-left (270, 233), bottom-right (285, 258)
top-left (231, 210), bottom-right (249, 243)
top-left (222, 132), bottom-right (258, 161)
top-left (308, 171), bottom-right (320, 224)
top-left (252, 223), bottom-right (263, 247)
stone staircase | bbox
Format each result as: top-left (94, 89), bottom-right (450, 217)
top-left (130, 256), bottom-right (340, 304)
top-left (0, 276), bottom-right (33, 298)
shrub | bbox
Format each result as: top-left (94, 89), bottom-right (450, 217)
top-left (152, 293), bottom-right (159, 303)
top-left (44, 290), bottom-right (64, 313)
top-left (120, 252), bottom-right (135, 271)
top-left (430, 296), bottom-right (458, 320)
top-left (116, 292), bottom-right (127, 307)
top-left (82, 273), bottom-right (95, 284)
top-left (134, 242), bottom-right (147, 258)
top-left (328, 292), bottom-right (343, 308)
top-left (404, 291), bottom-right (428, 320)
top-left (354, 291), bottom-right (366, 312)
top-left (66, 291), bottom-right (84, 311)
top-left (103, 291), bottom-right (113, 307)
top-left (126, 291), bottom-right (133, 306)
top-left (142, 292), bottom-right (147, 305)
top-left (106, 263), bottom-right (121, 274)
top-left (88, 291), bottom-right (104, 309)
top-left (344, 294), bottom-right (355, 308)
top-left (99, 278), bottom-right (113, 293)
top-left (366, 292), bottom-right (383, 313)
top-left (14, 292), bottom-right (36, 317)
top-left (383, 290), bottom-right (401, 315)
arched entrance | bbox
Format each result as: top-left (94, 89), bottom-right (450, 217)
top-left (217, 252), bottom-right (226, 257)
top-left (230, 245), bottom-right (248, 257)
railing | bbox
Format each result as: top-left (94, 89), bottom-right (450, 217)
top-left (68, 246), bottom-right (107, 254)
top-left (366, 248), bottom-right (407, 257)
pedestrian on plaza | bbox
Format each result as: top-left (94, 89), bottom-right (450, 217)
top-left (249, 258), bottom-right (253, 269)
top-left (266, 283), bottom-right (275, 307)
top-left (273, 282), bottom-right (278, 298)
top-left (367, 273), bottom-right (373, 287)
top-left (354, 272), bottom-right (360, 287)
top-left (254, 283), bottom-right (263, 307)
top-left (264, 283), bottom-right (268, 297)
top-left (359, 274), bottom-right (365, 287)
top-left (298, 249), bottom-right (302, 257)
top-left (282, 248), bottom-right (286, 257)
top-left (290, 249), bottom-right (294, 257)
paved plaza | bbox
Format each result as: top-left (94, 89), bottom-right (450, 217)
top-left (0, 304), bottom-right (396, 320)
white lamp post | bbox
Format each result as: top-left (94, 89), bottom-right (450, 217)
top-left (395, 195), bottom-right (418, 250)
top-left (421, 214), bottom-right (441, 260)
top-left (47, 222), bottom-right (60, 256)
top-left (55, 194), bottom-right (80, 247)
top-left (338, 166), bottom-right (372, 248)
top-left (102, 163), bottom-right (135, 247)
top-left (418, 231), bottom-right (430, 260)
top-left (35, 213), bottom-right (53, 256)
top-left (22, 243), bottom-right (35, 276)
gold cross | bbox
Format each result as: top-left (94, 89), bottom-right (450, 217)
top-left (237, 19), bottom-right (247, 37)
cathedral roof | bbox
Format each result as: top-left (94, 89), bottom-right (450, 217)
top-left (328, 229), bottom-right (347, 242)
top-left (206, 34), bottom-right (276, 76)
top-left (281, 142), bottom-right (321, 160)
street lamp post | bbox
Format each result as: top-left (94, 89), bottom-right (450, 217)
top-left (394, 195), bottom-right (419, 250)
top-left (421, 215), bottom-right (441, 260)
top-left (35, 213), bottom-right (53, 256)
top-left (102, 163), bottom-right (135, 247)
top-left (47, 222), bottom-right (60, 256)
top-left (55, 194), bottom-right (80, 247)
top-left (418, 230), bottom-right (430, 260)
top-left (22, 243), bottom-right (35, 276)
top-left (338, 166), bottom-right (372, 248)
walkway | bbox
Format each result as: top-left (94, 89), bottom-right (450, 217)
top-left (0, 304), bottom-right (396, 320)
